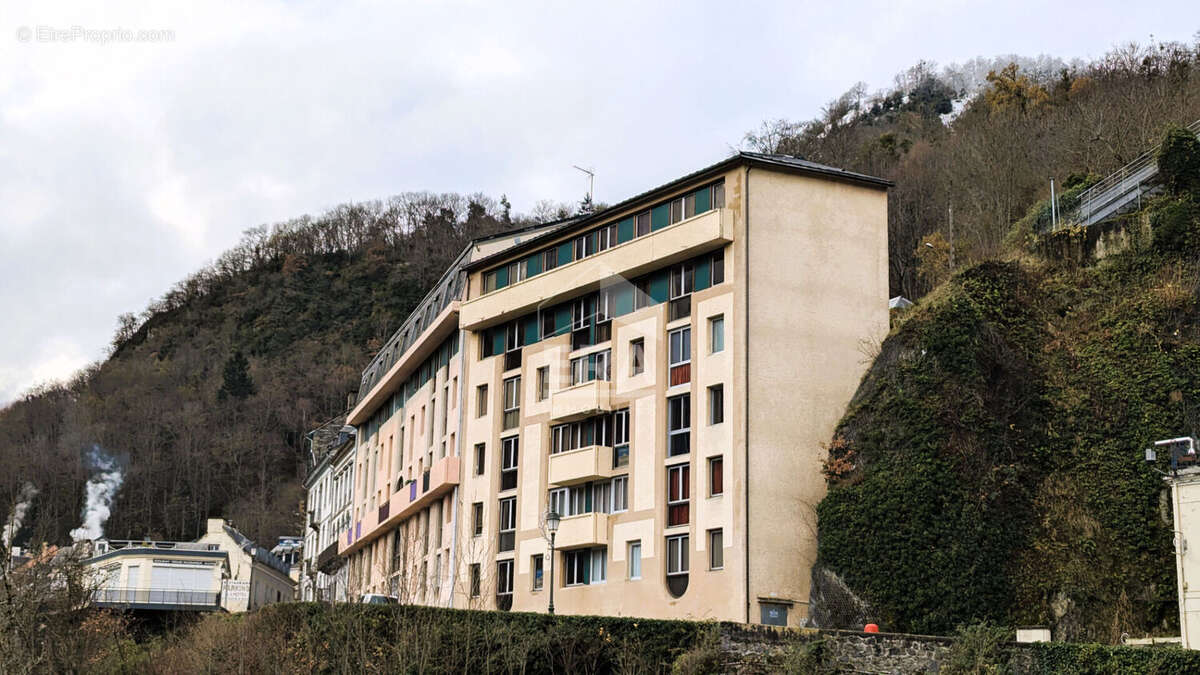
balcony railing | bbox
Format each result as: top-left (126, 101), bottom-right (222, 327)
top-left (555, 513), bottom-right (609, 549)
top-left (548, 445), bottom-right (615, 486)
top-left (92, 588), bottom-right (221, 609)
top-left (550, 380), bottom-right (613, 422)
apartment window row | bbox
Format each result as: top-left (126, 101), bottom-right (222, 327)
top-left (570, 349), bottom-right (611, 385)
top-left (482, 182), bottom-right (725, 294)
top-left (362, 334), bottom-right (461, 433)
top-left (548, 476), bottom-right (629, 517)
top-left (359, 283), bottom-right (463, 397)
top-left (477, 248), bottom-right (726, 362)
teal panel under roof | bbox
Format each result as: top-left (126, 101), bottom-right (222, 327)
top-left (525, 253), bottom-right (542, 277)
top-left (651, 204), bottom-right (670, 231)
top-left (617, 218), bottom-right (634, 243)
top-left (694, 186), bottom-right (711, 213)
top-left (648, 270), bottom-right (669, 303)
top-left (495, 266), bottom-right (509, 289)
top-left (614, 285), bottom-right (634, 316)
top-left (695, 258), bottom-right (711, 291)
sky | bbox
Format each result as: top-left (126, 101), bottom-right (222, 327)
top-left (0, 0), bottom-right (1196, 406)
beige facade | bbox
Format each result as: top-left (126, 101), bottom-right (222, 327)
top-left (336, 154), bottom-right (888, 626)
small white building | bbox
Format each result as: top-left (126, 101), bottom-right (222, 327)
top-left (87, 539), bottom-right (229, 612)
top-left (196, 519), bottom-right (297, 611)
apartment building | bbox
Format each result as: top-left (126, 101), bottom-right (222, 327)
top-left (336, 152), bottom-right (889, 626)
top-left (301, 419), bottom-right (356, 602)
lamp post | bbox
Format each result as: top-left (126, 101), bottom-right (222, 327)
top-left (545, 508), bottom-right (560, 615)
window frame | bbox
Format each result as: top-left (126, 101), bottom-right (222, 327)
top-left (708, 384), bottom-right (724, 425)
top-left (500, 436), bottom-right (519, 491)
top-left (709, 315), bottom-right (724, 353)
top-left (708, 456), bottom-right (724, 497)
top-left (666, 534), bottom-right (689, 575)
top-left (629, 338), bottom-right (645, 376)
top-left (628, 541), bottom-right (642, 579)
top-left (502, 376), bottom-right (520, 430)
top-left (611, 475), bottom-right (628, 512)
top-left (476, 384), bottom-right (488, 418)
top-left (498, 497), bottom-right (516, 553)
top-left (472, 501), bottom-right (484, 536)
top-left (536, 366), bottom-right (550, 402)
top-left (708, 529), bottom-right (724, 570)
top-left (667, 463), bottom-right (690, 526)
top-left (667, 394), bottom-right (691, 456)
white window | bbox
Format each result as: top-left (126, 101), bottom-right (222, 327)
top-left (593, 481), bottom-right (612, 514)
top-left (498, 497), bottom-right (516, 552)
top-left (497, 559), bottom-right (514, 596)
top-left (668, 395), bottom-right (691, 456)
top-left (613, 409), bottom-right (630, 468)
top-left (710, 315), bottom-right (724, 353)
top-left (502, 376), bottom-right (520, 430)
top-left (667, 534), bottom-right (689, 575)
top-left (501, 437), bottom-right (518, 491)
top-left (611, 475), bottom-right (628, 512)
top-left (669, 327), bottom-right (691, 367)
top-left (549, 487), bottom-right (568, 517)
top-left (537, 366), bottom-right (549, 401)
top-left (628, 541), bottom-right (642, 579)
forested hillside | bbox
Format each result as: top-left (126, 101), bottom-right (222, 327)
top-left (807, 65), bottom-right (1200, 642)
top-left (0, 193), bottom-right (537, 545)
top-left (744, 39), bottom-right (1200, 298)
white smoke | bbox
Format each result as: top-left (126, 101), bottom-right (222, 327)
top-left (69, 445), bottom-right (125, 542)
top-left (2, 482), bottom-right (39, 550)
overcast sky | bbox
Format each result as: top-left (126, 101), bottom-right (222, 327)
top-left (0, 1), bottom-right (1195, 406)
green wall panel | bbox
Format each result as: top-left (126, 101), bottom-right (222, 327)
top-left (525, 254), bottom-right (542, 277)
top-left (694, 187), bottom-right (711, 213)
top-left (617, 218), bottom-right (634, 243)
top-left (651, 204), bottom-right (670, 231)
top-left (614, 286), bottom-right (634, 316)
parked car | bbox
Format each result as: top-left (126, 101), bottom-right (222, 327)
top-left (359, 593), bottom-right (397, 605)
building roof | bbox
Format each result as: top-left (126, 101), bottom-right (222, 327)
top-left (222, 524), bottom-right (293, 577)
top-left (463, 152), bottom-right (892, 273)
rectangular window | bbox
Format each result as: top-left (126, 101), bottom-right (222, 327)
top-left (712, 182), bottom-right (725, 209)
top-left (474, 443), bottom-right (485, 475)
top-left (669, 197), bottom-right (684, 224)
top-left (470, 563), bottom-right (481, 597)
top-left (669, 264), bottom-right (694, 321)
top-left (563, 548), bottom-right (607, 586)
top-left (549, 487), bottom-right (568, 517)
top-left (668, 395), bottom-right (691, 456)
top-left (628, 541), bottom-right (642, 579)
top-left (497, 559), bottom-right (513, 595)
top-left (502, 377), bottom-right (520, 430)
top-left (709, 529), bottom-right (724, 569)
top-left (484, 271), bottom-right (498, 294)
top-left (532, 554), bottom-right (544, 591)
top-left (508, 260), bottom-right (526, 285)
top-left (593, 480), bottom-right (611, 514)
top-left (472, 502), bottom-right (484, 536)
top-left (684, 192), bottom-right (698, 219)
top-left (710, 315), bottom-right (724, 353)
top-left (537, 366), bottom-right (549, 401)
top-left (611, 475), bottom-right (628, 512)
top-left (668, 327), bottom-right (691, 386)
top-left (501, 437), bottom-right (519, 491)
top-left (570, 349), bottom-right (611, 386)
top-left (498, 498), bottom-right (516, 552)
top-left (629, 338), bottom-right (644, 376)
top-left (613, 409), bottom-right (630, 468)
top-left (635, 210), bottom-right (651, 237)
top-left (667, 534), bottom-right (689, 575)
top-left (709, 456), bottom-right (724, 496)
top-left (708, 384), bottom-right (724, 425)
top-left (476, 385), bottom-right (488, 417)
top-left (711, 250), bottom-right (725, 285)
top-left (667, 464), bottom-right (690, 527)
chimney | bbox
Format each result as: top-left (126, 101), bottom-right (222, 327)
top-left (207, 518), bottom-right (225, 535)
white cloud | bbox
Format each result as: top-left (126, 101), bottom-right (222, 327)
top-left (0, 0), bottom-right (1196, 407)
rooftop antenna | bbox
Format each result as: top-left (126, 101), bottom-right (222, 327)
top-left (573, 165), bottom-right (595, 204)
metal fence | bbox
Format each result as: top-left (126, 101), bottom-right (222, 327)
top-left (92, 587), bottom-right (220, 608)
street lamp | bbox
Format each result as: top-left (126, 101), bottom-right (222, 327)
top-left (545, 508), bottom-right (561, 615)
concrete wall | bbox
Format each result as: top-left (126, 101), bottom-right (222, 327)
top-left (744, 169), bottom-right (889, 625)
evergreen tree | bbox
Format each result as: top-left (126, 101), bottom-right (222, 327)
top-left (217, 350), bottom-right (255, 400)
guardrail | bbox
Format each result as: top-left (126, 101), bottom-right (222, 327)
top-left (92, 587), bottom-right (221, 608)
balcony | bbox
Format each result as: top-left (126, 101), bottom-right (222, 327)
top-left (548, 445), bottom-right (613, 486)
top-left (316, 541), bottom-right (342, 573)
top-left (554, 512), bottom-right (608, 550)
top-left (551, 380), bottom-right (613, 422)
top-left (92, 588), bottom-right (222, 612)
top-left (461, 208), bottom-right (733, 329)
top-left (340, 455), bottom-right (461, 556)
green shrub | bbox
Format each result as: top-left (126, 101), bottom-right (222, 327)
top-left (1157, 126), bottom-right (1200, 196)
top-left (1149, 196), bottom-right (1199, 252)
top-left (942, 623), bottom-right (1014, 675)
